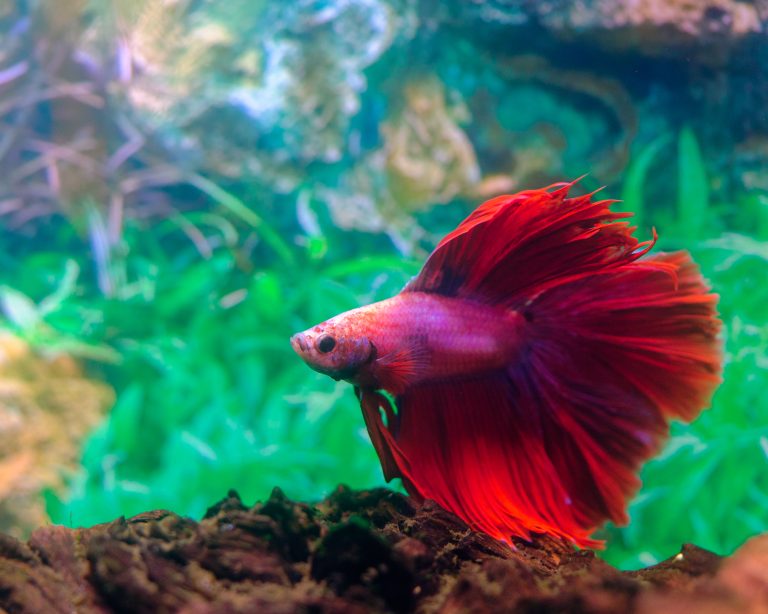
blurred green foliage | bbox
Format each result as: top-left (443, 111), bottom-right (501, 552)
top-left (1, 121), bottom-right (765, 571)
top-left (0, 0), bottom-right (764, 585)
top-left (1, 195), bottom-right (419, 526)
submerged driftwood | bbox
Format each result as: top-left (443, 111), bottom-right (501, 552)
top-left (0, 486), bottom-right (764, 613)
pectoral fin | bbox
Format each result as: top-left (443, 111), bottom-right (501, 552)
top-left (372, 344), bottom-right (430, 394)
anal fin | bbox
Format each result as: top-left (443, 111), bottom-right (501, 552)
top-left (390, 371), bottom-right (649, 548)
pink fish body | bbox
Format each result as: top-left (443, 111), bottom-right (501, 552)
top-left (292, 293), bottom-right (523, 393)
top-left (291, 182), bottom-right (722, 548)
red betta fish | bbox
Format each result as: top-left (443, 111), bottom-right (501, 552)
top-left (290, 181), bottom-right (722, 548)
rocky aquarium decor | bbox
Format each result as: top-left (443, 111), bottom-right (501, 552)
top-left (0, 487), bottom-right (765, 613)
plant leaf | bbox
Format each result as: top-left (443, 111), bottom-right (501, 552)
top-left (678, 126), bottom-right (709, 241)
top-left (0, 286), bottom-right (41, 332)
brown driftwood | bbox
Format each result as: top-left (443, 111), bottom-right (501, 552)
top-left (0, 486), bottom-right (765, 613)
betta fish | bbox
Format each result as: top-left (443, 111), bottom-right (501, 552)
top-left (290, 181), bottom-right (722, 548)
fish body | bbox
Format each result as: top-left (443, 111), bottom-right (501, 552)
top-left (291, 293), bottom-right (524, 392)
top-left (290, 182), bottom-right (722, 548)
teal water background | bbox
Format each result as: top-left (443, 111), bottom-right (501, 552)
top-left (0, 1), bottom-right (766, 568)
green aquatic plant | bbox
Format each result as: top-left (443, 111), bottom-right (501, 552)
top-left (27, 211), bottom-right (419, 527)
top-left (4, 161), bottom-right (764, 567)
top-left (620, 125), bottom-right (712, 241)
top-left (0, 260), bottom-right (118, 362)
top-left (0, 0), bottom-right (762, 572)
top-left (1, 114), bottom-right (763, 566)
top-left (620, 133), bottom-right (670, 234)
top-left (677, 126), bottom-right (709, 242)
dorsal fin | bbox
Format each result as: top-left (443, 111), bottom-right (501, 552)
top-left (404, 181), bottom-right (654, 306)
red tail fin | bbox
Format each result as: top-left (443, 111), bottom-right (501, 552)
top-left (364, 183), bottom-right (722, 547)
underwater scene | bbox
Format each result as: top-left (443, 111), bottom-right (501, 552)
top-left (1, 0), bottom-right (767, 578)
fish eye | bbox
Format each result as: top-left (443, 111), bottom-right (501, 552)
top-left (317, 335), bottom-right (336, 354)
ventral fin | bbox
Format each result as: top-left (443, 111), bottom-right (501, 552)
top-left (355, 387), bottom-right (405, 483)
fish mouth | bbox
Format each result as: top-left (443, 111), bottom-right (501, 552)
top-left (290, 332), bottom-right (309, 354)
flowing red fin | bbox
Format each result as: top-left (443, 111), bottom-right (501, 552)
top-left (404, 181), bottom-right (653, 306)
top-left (529, 251), bottom-right (722, 422)
top-left (392, 374), bottom-right (607, 548)
top-left (382, 248), bottom-right (720, 547)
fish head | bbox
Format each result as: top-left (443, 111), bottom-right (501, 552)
top-left (290, 317), bottom-right (375, 382)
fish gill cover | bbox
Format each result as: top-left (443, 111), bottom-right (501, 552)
top-left (0, 0), bottom-right (765, 570)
